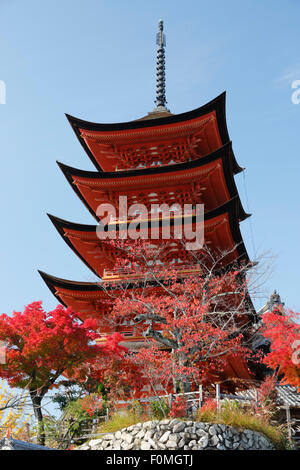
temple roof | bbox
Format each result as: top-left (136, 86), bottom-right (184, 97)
top-left (47, 197), bottom-right (250, 279)
top-left (39, 257), bottom-right (253, 319)
top-left (39, 269), bottom-right (177, 324)
top-left (39, 257), bottom-right (256, 332)
top-left (39, 263), bottom-right (256, 373)
top-left (58, 142), bottom-right (243, 222)
top-left (66, 92), bottom-right (230, 171)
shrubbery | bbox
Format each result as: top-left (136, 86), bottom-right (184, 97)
top-left (95, 395), bottom-right (289, 450)
top-left (169, 395), bottom-right (187, 418)
top-left (150, 398), bottom-right (170, 419)
top-left (196, 399), bottom-right (288, 450)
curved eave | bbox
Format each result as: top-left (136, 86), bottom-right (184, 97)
top-left (38, 270), bottom-right (101, 308)
top-left (48, 197), bottom-right (251, 278)
top-left (38, 269), bottom-right (162, 306)
top-left (39, 251), bottom-right (254, 314)
top-left (38, 270), bottom-right (104, 322)
top-left (66, 92), bottom-right (231, 171)
top-left (47, 213), bottom-right (101, 279)
top-left (57, 142), bottom-right (243, 223)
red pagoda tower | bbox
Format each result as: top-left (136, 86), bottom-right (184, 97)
top-left (40, 21), bottom-right (256, 383)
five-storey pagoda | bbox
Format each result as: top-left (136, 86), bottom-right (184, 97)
top-left (40, 21), bottom-right (256, 383)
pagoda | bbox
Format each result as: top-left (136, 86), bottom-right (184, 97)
top-left (40, 21), bottom-right (257, 383)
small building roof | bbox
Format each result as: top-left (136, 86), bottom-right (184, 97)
top-left (236, 385), bottom-right (300, 408)
top-left (0, 437), bottom-right (54, 450)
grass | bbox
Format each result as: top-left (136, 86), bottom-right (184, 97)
top-left (96, 403), bottom-right (289, 450)
top-left (195, 404), bottom-right (289, 450)
top-left (97, 411), bottom-right (151, 434)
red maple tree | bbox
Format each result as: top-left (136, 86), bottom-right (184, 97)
top-left (0, 301), bottom-right (123, 444)
top-left (262, 309), bottom-right (300, 388)
top-left (100, 240), bottom-right (256, 396)
top-left (78, 340), bottom-right (147, 406)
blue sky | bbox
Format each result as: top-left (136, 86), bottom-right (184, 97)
top-left (0, 0), bottom-right (300, 315)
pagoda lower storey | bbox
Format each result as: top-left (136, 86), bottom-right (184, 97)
top-left (39, 268), bottom-right (254, 386)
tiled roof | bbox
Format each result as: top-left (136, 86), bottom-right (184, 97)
top-left (236, 385), bottom-right (300, 408)
top-left (0, 437), bottom-right (54, 451)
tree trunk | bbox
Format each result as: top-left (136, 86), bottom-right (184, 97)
top-left (177, 351), bottom-right (192, 394)
top-left (30, 392), bottom-right (45, 446)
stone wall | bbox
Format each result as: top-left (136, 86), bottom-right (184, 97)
top-left (76, 419), bottom-right (274, 451)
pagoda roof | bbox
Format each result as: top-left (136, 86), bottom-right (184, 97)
top-left (66, 92), bottom-right (230, 171)
top-left (38, 270), bottom-right (256, 356)
top-left (38, 255), bottom-right (256, 325)
top-left (39, 269), bottom-right (172, 326)
top-left (39, 266), bottom-right (256, 375)
top-left (48, 197), bottom-right (250, 279)
top-left (58, 142), bottom-right (243, 222)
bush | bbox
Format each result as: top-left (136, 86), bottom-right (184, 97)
top-left (196, 400), bottom-right (289, 450)
top-left (169, 396), bottom-right (187, 418)
top-left (128, 399), bottom-right (145, 418)
top-left (44, 399), bottom-right (93, 449)
top-left (150, 398), bottom-right (170, 419)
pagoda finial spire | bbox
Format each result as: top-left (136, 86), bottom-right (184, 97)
top-left (154, 19), bottom-right (169, 112)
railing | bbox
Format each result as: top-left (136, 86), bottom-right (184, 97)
top-left (110, 383), bottom-right (258, 413)
top-left (103, 264), bottom-right (201, 280)
top-left (59, 408), bottom-right (111, 444)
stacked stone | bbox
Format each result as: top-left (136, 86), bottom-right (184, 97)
top-left (75, 419), bottom-right (274, 451)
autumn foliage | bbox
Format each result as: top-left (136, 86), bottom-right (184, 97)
top-left (201, 398), bottom-right (218, 413)
top-left (169, 395), bottom-right (187, 418)
top-left (262, 309), bottom-right (300, 388)
top-left (0, 301), bottom-right (124, 443)
top-left (0, 380), bottom-right (31, 439)
top-left (100, 240), bottom-right (255, 395)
